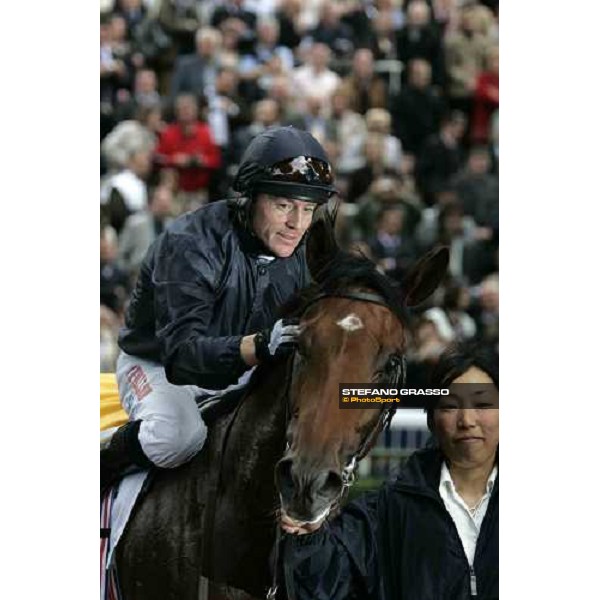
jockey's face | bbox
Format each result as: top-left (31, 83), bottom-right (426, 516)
top-left (252, 194), bottom-right (317, 257)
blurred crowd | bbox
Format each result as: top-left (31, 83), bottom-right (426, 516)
top-left (100, 0), bottom-right (499, 382)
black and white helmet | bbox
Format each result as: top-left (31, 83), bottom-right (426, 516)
top-left (232, 126), bottom-right (337, 204)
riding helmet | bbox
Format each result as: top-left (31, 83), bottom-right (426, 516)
top-left (232, 126), bottom-right (337, 204)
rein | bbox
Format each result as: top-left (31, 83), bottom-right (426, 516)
top-left (266, 290), bottom-right (407, 599)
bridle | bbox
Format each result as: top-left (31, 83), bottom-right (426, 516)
top-left (291, 290), bottom-right (406, 489)
top-left (266, 290), bottom-right (407, 599)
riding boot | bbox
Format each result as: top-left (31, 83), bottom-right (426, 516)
top-left (100, 420), bottom-right (153, 496)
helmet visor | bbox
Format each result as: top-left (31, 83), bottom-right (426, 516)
top-left (254, 156), bottom-right (336, 203)
top-left (268, 156), bottom-right (334, 185)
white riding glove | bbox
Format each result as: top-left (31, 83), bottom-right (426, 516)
top-left (254, 318), bottom-right (300, 362)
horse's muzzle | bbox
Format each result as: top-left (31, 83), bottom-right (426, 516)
top-left (275, 457), bottom-right (343, 523)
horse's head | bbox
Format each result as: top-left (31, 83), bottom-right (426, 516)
top-left (275, 216), bottom-right (448, 526)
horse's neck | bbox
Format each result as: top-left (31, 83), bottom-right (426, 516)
top-left (221, 360), bottom-right (289, 508)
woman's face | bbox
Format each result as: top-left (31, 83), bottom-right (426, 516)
top-left (433, 366), bottom-right (499, 469)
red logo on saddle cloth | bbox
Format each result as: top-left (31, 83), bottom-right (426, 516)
top-left (126, 365), bottom-right (152, 401)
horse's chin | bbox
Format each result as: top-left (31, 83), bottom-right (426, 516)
top-left (279, 504), bottom-right (331, 529)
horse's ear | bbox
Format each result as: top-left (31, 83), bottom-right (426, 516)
top-left (306, 202), bottom-right (340, 282)
top-left (401, 246), bottom-right (450, 307)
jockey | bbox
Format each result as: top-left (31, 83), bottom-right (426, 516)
top-left (101, 126), bottom-right (337, 490)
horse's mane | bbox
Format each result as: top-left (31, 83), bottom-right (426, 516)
top-left (280, 251), bottom-right (410, 325)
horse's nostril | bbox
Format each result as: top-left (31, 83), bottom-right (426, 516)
top-left (317, 470), bottom-right (343, 500)
top-left (275, 458), bottom-right (294, 500)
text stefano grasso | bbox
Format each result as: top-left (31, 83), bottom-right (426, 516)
top-left (340, 387), bottom-right (450, 396)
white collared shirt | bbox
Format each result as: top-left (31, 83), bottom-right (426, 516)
top-left (439, 462), bottom-right (497, 566)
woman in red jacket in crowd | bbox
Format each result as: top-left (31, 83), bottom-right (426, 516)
top-left (155, 93), bottom-right (221, 211)
top-left (471, 46), bottom-right (499, 145)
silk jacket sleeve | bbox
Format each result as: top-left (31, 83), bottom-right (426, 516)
top-left (152, 230), bottom-right (249, 389)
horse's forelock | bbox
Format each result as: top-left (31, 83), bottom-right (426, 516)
top-left (280, 252), bottom-right (410, 325)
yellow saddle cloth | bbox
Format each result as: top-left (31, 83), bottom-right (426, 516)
top-left (100, 373), bottom-right (127, 431)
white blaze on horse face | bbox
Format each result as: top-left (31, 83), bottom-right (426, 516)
top-left (336, 313), bottom-right (364, 332)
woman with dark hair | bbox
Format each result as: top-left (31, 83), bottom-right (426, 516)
top-left (279, 342), bottom-right (499, 600)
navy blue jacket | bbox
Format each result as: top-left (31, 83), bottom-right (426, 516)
top-left (281, 448), bottom-right (499, 600)
top-left (119, 200), bottom-right (311, 389)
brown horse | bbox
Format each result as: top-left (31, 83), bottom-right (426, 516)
top-left (114, 216), bottom-right (448, 599)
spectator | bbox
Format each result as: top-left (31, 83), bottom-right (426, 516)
top-left (275, 0), bottom-right (304, 49)
top-left (130, 7), bottom-right (175, 87)
top-left (368, 204), bottom-right (417, 280)
top-left (338, 0), bottom-right (377, 49)
top-left (451, 145), bottom-right (498, 230)
top-left (291, 43), bottom-right (341, 112)
top-left (169, 27), bottom-right (223, 101)
top-left (101, 120), bottom-right (154, 232)
top-left (206, 67), bottom-right (251, 151)
top-left (308, 3), bottom-right (354, 60)
top-left (231, 99), bottom-right (282, 166)
top-left (416, 110), bottom-right (466, 206)
top-left (210, 0), bottom-right (257, 54)
top-left (368, 7), bottom-right (398, 61)
top-left (118, 184), bottom-right (175, 278)
top-left (296, 0), bottom-right (327, 31)
top-left (471, 45), bottom-right (499, 144)
top-left (100, 225), bottom-right (130, 315)
top-left (135, 101), bottom-right (166, 143)
top-left (471, 2), bottom-right (498, 43)
top-left (114, 0), bottom-right (146, 39)
top-left (109, 12), bottom-right (134, 69)
top-left (396, 0), bottom-right (446, 87)
top-left (365, 108), bottom-right (403, 174)
top-left (415, 186), bottom-right (460, 249)
top-left (113, 67), bottom-right (162, 123)
top-left (472, 273), bottom-right (499, 345)
top-left (156, 0), bottom-right (203, 57)
top-left (430, 0), bottom-right (461, 34)
top-left (412, 312), bottom-right (455, 368)
top-left (206, 67), bottom-right (252, 199)
top-left (218, 18), bottom-right (244, 60)
top-left (391, 58), bottom-right (446, 154)
top-left (444, 3), bottom-right (492, 117)
top-left (346, 133), bottom-right (391, 203)
top-left (327, 86), bottom-right (368, 178)
top-left (340, 48), bottom-right (388, 115)
top-left (372, 0), bottom-right (405, 32)
top-left (101, 13), bottom-right (129, 111)
top-left (155, 93), bottom-right (222, 212)
top-left (434, 201), bottom-right (494, 284)
top-left (423, 278), bottom-right (477, 343)
top-left (266, 74), bottom-right (298, 123)
top-left (354, 174), bottom-right (423, 243)
top-left (396, 152), bottom-right (423, 221)
top-left (238, 17), bottom-right (295, 101)
top-left (244, 0), bottom-right (279, 18)
top-left (287, 95), bottom-right (336, 148)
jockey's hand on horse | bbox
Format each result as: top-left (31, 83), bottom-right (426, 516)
top-left (254, 318), bottom-right (300, 363)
